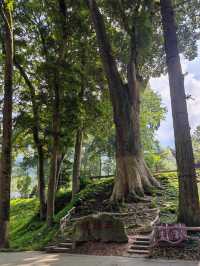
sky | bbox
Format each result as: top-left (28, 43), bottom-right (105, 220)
top-left (150, 42), bottom-right (200, 148)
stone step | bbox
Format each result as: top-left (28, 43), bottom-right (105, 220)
top-left (127, 254), bottom-right (148, 258)
top-left (132, 240), bottom-right (150, 245)
top-left (128, 249), bottom-right (149, 255)
top-left (58, 242), bottom-right (72, 248)
top-left (45, 246), bottom-right (71, 253)
top-left (130, 245), bottom-right (149, 250)
top-left (135, 235), bottom-right (150, 241)
top-left (63, 239), bottom-right (72, 243)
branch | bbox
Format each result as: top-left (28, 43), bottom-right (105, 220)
top-left (127, 0), bottom-right (143, 85)
top-left (14, 58), bottom-right (42, 146)
top-left (57, 0), bottom-right (68, 62)
top-left (14, 58), bottom-right (36, 97)
top-left (154, 0), bottom-right (191, 13)
top-left (87, 0), bottom-right (123, 91)
top-left (118, 0), bottom-right (131, 33)
top-left (0, 1), bottom-right (12, 33)
top-left (174, 0), bottom-right (190, 9)
top-left (0, 1), bottom-right (8, 25)
top-left (36, 24), bottom-right (49, 60)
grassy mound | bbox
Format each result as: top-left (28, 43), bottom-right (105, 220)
top-left (155, 173), bottom-right (178, 223)
top-left (10, 173), bottom-right (186, 250)
top-left (10, 178), bottom-right (113, 250)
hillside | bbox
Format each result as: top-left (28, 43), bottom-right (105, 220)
top-left (10, 178), bottom-right (113, 250)
top-left (9, 174), bottom-right (182, 251)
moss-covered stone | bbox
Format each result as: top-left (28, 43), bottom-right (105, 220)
top-left (72, 213), bottom-right (128, 243)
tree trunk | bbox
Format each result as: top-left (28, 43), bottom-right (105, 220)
top-left (99, 154), bottom-right (102, 176)
top-left (56, 153), bottom-right (65, 191)
top-left (111, 82), bottom-right (159, 201)
top-left (14, 61), bottom-right (46, 220)
top-left (0, 2), bottom-right (14, 248)
top-left (72, 128), bottom-right (83, 200)
top-left (160, 0), bottom-right (200, 226)
top-left (88, 0), bottom-right (159, 202)
top-left (37, 145), bottom-right (46, 220)
top-left (46, 0), bottom-right (67, 226)
top-left (47, 77), bottom-right (60, 226)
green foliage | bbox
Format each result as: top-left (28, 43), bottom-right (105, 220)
top-left (10, 173), bottom-right (194, 250)
top-left (141, 87), bottom-right (166, 156)
top-left (74, 178), bottom-right (113, 203)
top-left (154, 173), bottom-right (179, 223)
top-left (10, 196), bottom-right (70, 250)
top-left (2, 0), bottom-right (200, 248)
top-left (135, 2), bottom-right (154, 66)
top-left (80, 86), bottom-right (166, 176)
top-left (10, 177), bottom-right (114, 250)
top-left (192, 125), bottom-right (200, 163)
top-left (79, 176), bottom-right (92, 189)
top-left (145, 147), bottom-right (176, 172)
top-left (7, 0), bottom-right (194, 194)
top-left (16, 175), bottom-right (32, 198)
top-left (4, 0), bottom-right (14, 11)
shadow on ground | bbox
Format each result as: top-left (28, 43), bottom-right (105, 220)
top-left (0, 252), bottom-right (199, 266)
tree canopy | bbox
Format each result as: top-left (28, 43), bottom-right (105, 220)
top-left (0, 0), bottom-right (200, 248)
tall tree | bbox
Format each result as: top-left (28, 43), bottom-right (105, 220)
top-left (72, 128), bottom-right (83, 200)
top-left (14, 61), bottom-right (46, 220)
top-left (0, 0), bottom-right (14, 248)
top-left (160, 0), bottom-right (200, 226)
top-left (88, 0), bottom-right (160, 202)
top-left (46, 0), bottom-right (67, 226)
top-left (47, 70), bottom-right (60, 226)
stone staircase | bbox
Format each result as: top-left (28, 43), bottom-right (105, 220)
top-left (45, 238), bottom-right (73, 253)
top-left (128, 234), bottom-right (151, 257)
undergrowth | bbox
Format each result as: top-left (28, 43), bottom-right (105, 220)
top-left (155, 173), bottom-right (178, 223)
top-left (9, 174), bottom-right (183, 250)
top-left (10, 178), bottom-right (113, 250)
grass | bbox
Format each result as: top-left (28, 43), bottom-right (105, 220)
top-left (155, 171), bottom-right (200, 223)
top-left (10, 198), bottom-right (66, 250)
top-left (10, 177), bottom-right (113, 250)
top-left (9, 170), bottom-right (200, 255)
top-left (155, 173), bottom-right (179, 223)
top-left (10, 173), bottom-right (194, 250)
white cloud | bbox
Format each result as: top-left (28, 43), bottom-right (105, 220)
top-left (185, 74), bottom-right (200, 131)
top-left (150, 75), bottom-right (174, 147)
top-left (150, 44), bottom-right (200, 147)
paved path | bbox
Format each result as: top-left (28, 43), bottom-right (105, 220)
top-left (0, 252), bottom-right (199, 266)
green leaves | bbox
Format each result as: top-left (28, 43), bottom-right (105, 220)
top-left (192, 126), bottom-right (200, 163)
top-left (4, 0), bottom-right (14, 11)
top-left (140, 87), bottom-right (166, 167)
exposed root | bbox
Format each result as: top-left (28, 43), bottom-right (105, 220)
top-left (142, 159), bottom-right (161, 188)
top-left (111, 154), bottom-right (161, 202)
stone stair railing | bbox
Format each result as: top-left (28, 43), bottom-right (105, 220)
top-left (60, 207), bottom-right (76, 233)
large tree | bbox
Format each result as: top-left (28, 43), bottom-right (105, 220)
top-left (160, 0), bottom-right (200, 226)
top-left (72, 128), bottom-right (83, 199)
top-left (0, 0), bottom-right (14, 248)
top-left (46, 0), bottom-right (67, 226)
top-left (87, 0), bottom-right (160, 201)
top-left (14, 60), bottom-right (46, 220)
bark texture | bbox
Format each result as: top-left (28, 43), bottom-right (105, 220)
top-left (160, 0), bottom-right (200, 226)
top-left (14, 61), bottom-right (46, 220)
top-left (46, 0), bottom-right (67, 226)
top-left (88, 0), bottom-right (159, 202)
top-left (72, 128), bottom-right (83, 200)
top-left (47, 76), bottom-right (60, 226)
top-left (56, 153), bottom-right (65, 191)
top-left (0, 2), bottom-right (14, 248)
